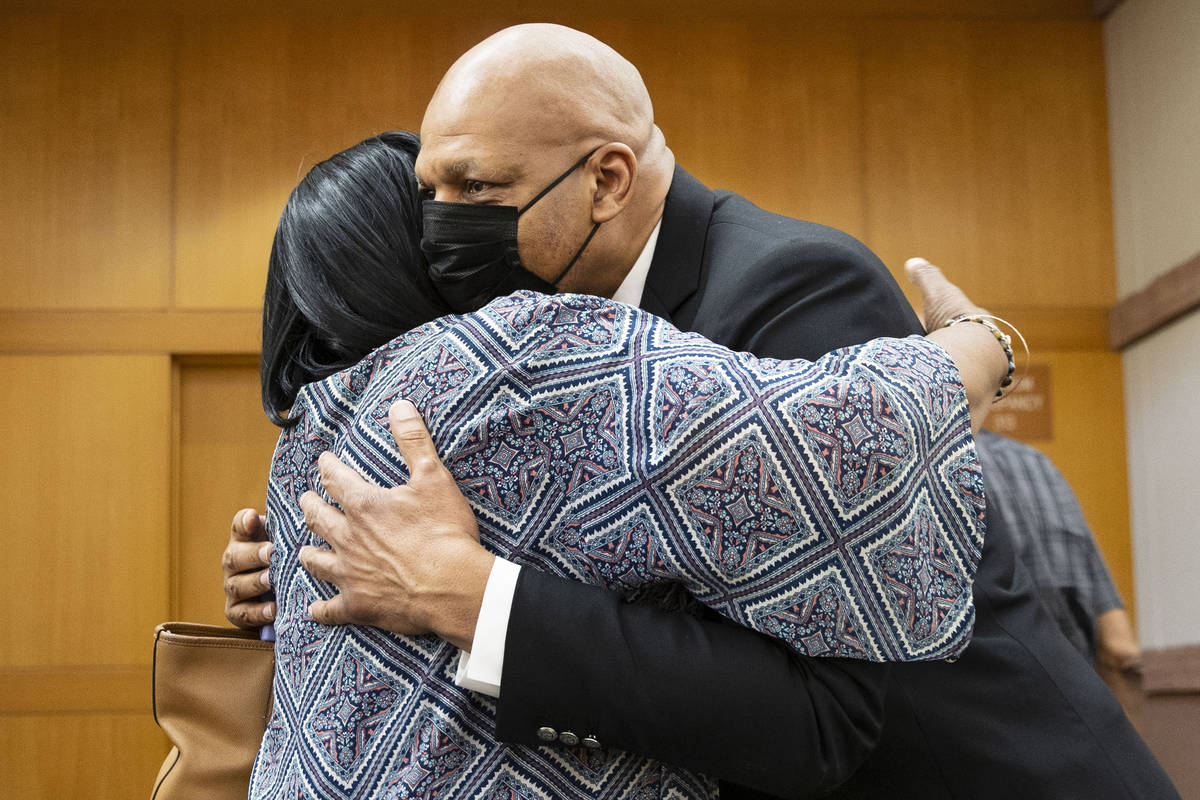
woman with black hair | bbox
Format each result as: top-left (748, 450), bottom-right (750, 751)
top-left (260, 131), bottom-right (448, 427)
top-left (248, 132), bottom-right (1010, 799)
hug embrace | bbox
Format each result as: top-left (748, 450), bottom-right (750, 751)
top-left (208, 23), bottom-right (1178, 800)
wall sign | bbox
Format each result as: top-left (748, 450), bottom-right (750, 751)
top-left (985, 362), bottom-right (1052, 442)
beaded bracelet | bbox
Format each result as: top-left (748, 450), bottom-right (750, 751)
top-left (943, 314), bottom-right (1028, 401)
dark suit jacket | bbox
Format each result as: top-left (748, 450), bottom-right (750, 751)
top-left (824, 503), bottom-right (1176, 800)
top-left (494, 168), bottom-right (1177, 799)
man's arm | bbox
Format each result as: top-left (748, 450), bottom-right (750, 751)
top-left (687, 220), bottom-right (924, 362)
top-left (1038, 446), bottom-right (1144, 685)
top-left (1095, 607), bottom-right (1144, 728)
top-left (499, 572), bottom-right (888, 798)
top-left (1077, 504), bottom-right (1143, 722)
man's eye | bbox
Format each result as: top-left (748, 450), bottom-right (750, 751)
top-left (417, 186), bottom-right (435, 202)
top-left (464, 180), bottom-right (488, 196)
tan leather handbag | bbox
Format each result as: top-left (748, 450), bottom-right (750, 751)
top-left (150, 622), bottom-right (274, 800)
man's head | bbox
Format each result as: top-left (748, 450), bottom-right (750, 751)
top-left (416, 24), bottom-right (674, 299)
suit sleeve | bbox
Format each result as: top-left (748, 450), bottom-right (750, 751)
top-left (495, 224), bottom-right (922, 797)
top-left (497, 571), bottom-right (887, 799)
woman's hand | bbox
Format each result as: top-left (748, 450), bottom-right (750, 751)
top-left (907, 257), bottom-right (1010, 433)
top-left (905, 257), bottom-right (988, 330)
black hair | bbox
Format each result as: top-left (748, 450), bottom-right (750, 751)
top-left (261, 131), bottom-right (450, 426)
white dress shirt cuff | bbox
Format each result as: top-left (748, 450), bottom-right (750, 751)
top-left (453, 556), bottom-right (521, 697)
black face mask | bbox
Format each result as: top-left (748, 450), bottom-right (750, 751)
top-left (420, 147), bottom-right (602, 313)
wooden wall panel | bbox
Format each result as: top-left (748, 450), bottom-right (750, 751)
top-left (0, 7), bottom-right (1138, 796)
top-left (176, 361), bottom-right (284, 623)
top-left (170, 13), bottom-right (571, 311)
top-left (608, 18), bottom-right (868, 238)
top-left (166, 13), bottom-right (1116, 314)
top-left (3, 1), bottom-right (1100, 18)
top-left (0, 355), bottom-right (170, 667)
top-left (0, 713), bottom-right (167, 799)
top-left (172, 15), bottom-right (492, 310)
top-left (861, 20), bottom-right (1114, 308)
top-left (0, 13), bottom-right (173, 311)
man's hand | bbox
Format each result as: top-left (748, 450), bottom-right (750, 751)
top-left (1096, 608), bottom-right (1143, 674)
top-left (222, 507), bottom-right (275, 629)
top-left (298, 399), bottom-right (494, 650)
top-left (1095, 608), bottom-right (1144, 728)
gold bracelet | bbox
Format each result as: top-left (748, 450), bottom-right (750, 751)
top-left (943, 314), bottom-right (1028, 401)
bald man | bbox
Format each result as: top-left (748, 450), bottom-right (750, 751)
top-left (409, 25), bottom-right (909, 348)
top-left (225, 24), bottom-right (1178, 800)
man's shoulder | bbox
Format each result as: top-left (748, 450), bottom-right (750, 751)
top-left (656, 167), bottom-right (920, 353)
top-left (703, 186), bottom-right (885, 274)
top-left (666, 168), bottom-right (872, 253)
top-left (710, 187), bottom-right (841, 235)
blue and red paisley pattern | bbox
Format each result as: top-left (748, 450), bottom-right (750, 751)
top-left (252, 291), bottom-right (985, 799)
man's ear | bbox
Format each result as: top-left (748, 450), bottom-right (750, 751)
top-left (589, 143), bottom-right (637, 223)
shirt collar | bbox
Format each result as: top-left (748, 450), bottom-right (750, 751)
top-left (611, 219), bottom-right (662, 307)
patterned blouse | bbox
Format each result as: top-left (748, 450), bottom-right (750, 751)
top-left (251, 291), bottom-right (986, 800)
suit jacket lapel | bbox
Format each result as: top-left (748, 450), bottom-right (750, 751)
top-left (640, 167), bottom-right (714, 322)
